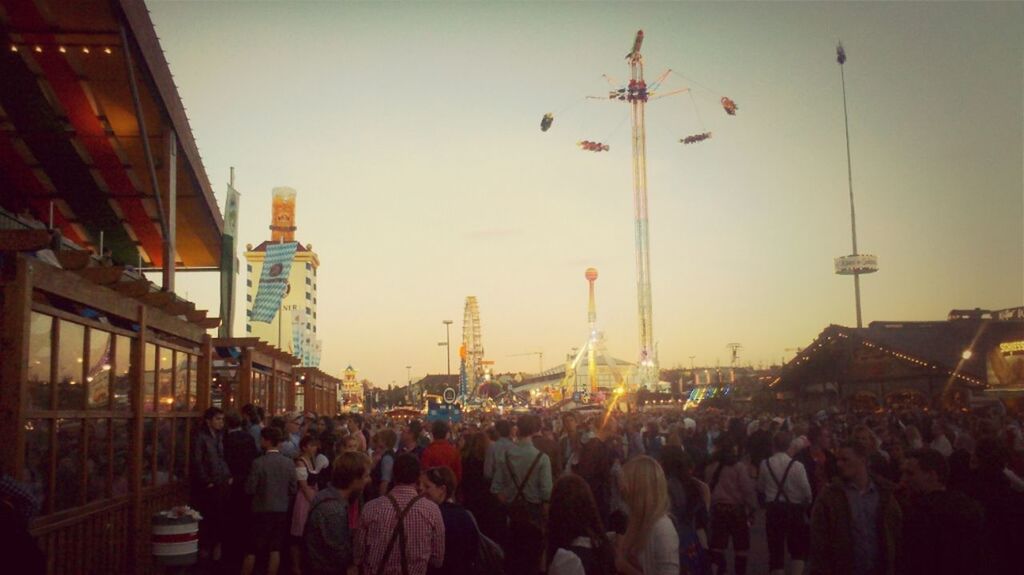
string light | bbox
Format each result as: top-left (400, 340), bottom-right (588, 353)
top-left (9, 45), bottom-right (17, 53)
top-left (58, 46), bottom-right (67, 54)
top-left (34, 45), bottom-right (42, 53)
top-left (81, 47), bottom-right (90, 54)
top-left (103, 47), bottom-right (112, 55)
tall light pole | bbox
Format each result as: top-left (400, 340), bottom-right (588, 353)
top-left (688, 356), bottom-right (696, 370)
top-left (405, 365), bottom-right (412, 385)
top-left (833, 42), bottom-right (878, 327)
top-left (439, 319), bottom-right (453, 388)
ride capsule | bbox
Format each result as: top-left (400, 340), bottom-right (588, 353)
top-left (577, 140), bottom-right (610, 152)
top-left (680, 132), bottom-right (712, 145)
top-left (721, 97), bottom-right (738, 116)
top-left (540, 113), bottom-right (554, 132)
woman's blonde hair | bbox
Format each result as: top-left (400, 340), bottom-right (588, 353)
top-left (619, 455), bottom-right (670, 558)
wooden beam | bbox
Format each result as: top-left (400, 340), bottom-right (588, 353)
top-left (0, 257), bottom-right (32, 477)
top-left (114, 278), bottom-right (151, 298)
top-left (76, 266), bottom-right (126, 286)
top-left (185, 308), bottom-right (207, 323)
top-left (0, 229), bottom-right (53, 252)
top-left (128, 303), bottom-right (145, 572)
top-left (196, 334), bottom-right (211, 411)
top-left (196, 317), bottom-right (220, 330)
top-left (140, 290), bottom-right (174, 308)
top-left (162, 299), bottom-right (192, 316)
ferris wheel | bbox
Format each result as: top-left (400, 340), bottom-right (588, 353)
top-left (462, 296), bottom-right (484, 394)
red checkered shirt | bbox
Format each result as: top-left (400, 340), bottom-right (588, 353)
top-left (356, 484), bottom-right (445, 575)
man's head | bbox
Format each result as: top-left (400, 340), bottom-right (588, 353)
top-left (772, 431), bottom-right (793, 454)
top-left (852, 425), bottom-right (877, 453)
top-left (347, 415), bottom-right (362, 433)
top-left (332, 451), bottom-right (371, 492)
top-left (286, 413), bottom-right (303, 435)
top-left (409, 419), bottom-right (423, 437)
top-left (495, 419), bottom-right (512, 439)
top-left (204, 407), bottom-right (225, 432)
top-left (392, 453), bottom-right (421, 486)
top-left (562, 413), bottom-right (578, 434)
top-left (901, 448), bottom-right (947, 495)
top-left (517, 414), bottom-right (541, 439)
top-left (260, 426), bottom-right (284, 450)
top-left (224, 410), bottom-right (243, 431)
top-left (836, 440), bottom-right (869, 482)
top-left (431, 420), bottom-right (450, 441)
top-left (807, 425), bottom-right (832, 450)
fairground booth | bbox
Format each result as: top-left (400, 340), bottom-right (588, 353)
top-left (294, 367), bottom-right (342, 416)
top-left (769, 308), bottom-right (1024, 413)
top-left (212, 338), bottom-right (299, 414)
top-left (1, 1), bottom-right (226, 572)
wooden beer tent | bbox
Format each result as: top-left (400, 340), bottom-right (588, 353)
top-left (0, 0), bottom-right (225, 572)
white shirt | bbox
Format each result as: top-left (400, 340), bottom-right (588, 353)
top-left (639, 515), bottom-right (679, 575)
top-left (548, 537), bottom-right (591, 575)
top-left (758, 452), bottom-right (812, 505)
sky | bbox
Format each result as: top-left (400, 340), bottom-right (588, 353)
top-left (148, 1), bottom-right (1024, 387)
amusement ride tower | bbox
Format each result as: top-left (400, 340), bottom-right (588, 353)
top-left (586, 268), bottom-right (599, 394)
top-left (626, 31), bottom-right (658, 388)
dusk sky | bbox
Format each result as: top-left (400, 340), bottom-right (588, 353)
top-left (149, 1), bottom-right (1023, 387)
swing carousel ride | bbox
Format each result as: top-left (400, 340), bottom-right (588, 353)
top-left (541, 30), bottom-right (738, 394)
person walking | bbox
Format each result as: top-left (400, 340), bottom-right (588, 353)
top-left (420, 466), bottom-right (479, 575)
top-left (290, 435), bottom-right (329, 575)
top-left (192, 407), bottom-right (231, 563)
top-left (615, 455), bottom-right (679, 575)
top-left (660, 445), bottom-right (710, 575)
top-left (808, 441), bottom-right (901, 575)
top-left (795, 426), bottom-right (838, 502)
top-left (366, 429), bottom-right (398, 501)
top-left (484, 419), bottom-right (514, 481)
top-left (546, 473), bottom-right (615, 575)
top-left (576, 417), bottom-right (617, 526)
top-left (898, 448), bottom-right (983, 575)
top-left (356, 453), bottom-right (444, 575)
top-left (759, 431), bottom-right (813, 575)
top-left (242, 427), bottom-right (299, 575)
top-left (491, 414), bottom-right (552, 575)
top-left (303, 452), bottom-right (371, 575)
top-left (421, 421), bottom-right (462, 483)
top-left (704, 436), bottom-right (757, 575)
top-left (223, 410), bottom-right (260, 571)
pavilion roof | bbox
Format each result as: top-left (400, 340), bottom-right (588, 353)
top-left (0, 0), bottom-right (223, 268)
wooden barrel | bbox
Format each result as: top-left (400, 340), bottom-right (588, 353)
top-left (152, 513), bottom-right (199, 566)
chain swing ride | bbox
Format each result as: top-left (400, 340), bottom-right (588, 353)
top-left (542, 30), bottom-right (738, 390)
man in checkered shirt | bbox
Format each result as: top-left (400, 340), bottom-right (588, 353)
top-left (356, 453), bottom-right (445, 575)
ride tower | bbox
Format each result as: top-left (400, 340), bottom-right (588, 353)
top-left (626, 31), bottom-right (658, 389)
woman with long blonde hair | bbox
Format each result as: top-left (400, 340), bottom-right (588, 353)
top-left (616, 455), bottom-right (680, 575)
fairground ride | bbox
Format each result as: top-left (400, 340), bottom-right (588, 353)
top-left (561, 268), bottom-right (629, 402)
top-left (543, 30), bottom-right (738, 389)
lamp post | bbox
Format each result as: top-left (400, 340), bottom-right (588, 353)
top-left (439, 319), bottom-right (453, 389)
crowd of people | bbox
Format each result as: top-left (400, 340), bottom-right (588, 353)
top-left (189, 402), bottom-right (1024, 575)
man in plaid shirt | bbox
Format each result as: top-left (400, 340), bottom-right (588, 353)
top-left (356, 453), bottom-right (444, 575)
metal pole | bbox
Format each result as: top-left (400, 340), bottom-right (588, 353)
top-left (443, 320), bottom-right (453, 385)
top-left (838, 43), bottom-right (863, 328)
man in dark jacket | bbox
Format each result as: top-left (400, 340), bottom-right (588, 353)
top-left (898, 448), bottom-right (983, 575)
top-left (242, 426), bottom-right (298, 575)
top-left (304, 451), bottom-right (371, 575)
top-left (192, 407), bottom-right (231, 561)
top-left (809, 441), bottom-right (901, 575)
top-left (223, 410), bottom-right (259, 570)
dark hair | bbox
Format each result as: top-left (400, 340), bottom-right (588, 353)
top-left (772, 431), bottom-right (793, 453)
top-left (224, 410), bottom-right (243, 430)
top-left (269, 416), bottom-right (286, 432)
top-left (261, 426), bottom-right (283, 445)
top-left (241, 404), bottom-right (261, 425)
top-left (713, 435), bottom-right (739, 466)
top-left (409, 420), bottom-right (422, 436)
top-left (203, 406), bottom-right (223, 421)
top-left (517, 414), bottom-right (541, 437)
top-left (807, 425), bottom-right (824, 444)
top-left (423, 466), bottom-right (458, 501)
top-left (974, 437), bottom-right (1008, 472)
top-left (299, 435), bottom-right (320, 452)
top-left (393, 453), bottom-right (421, 485)
top-left (431, 420), bottom-right (449, 440)
top-left (547, 474), bottom-right (614, 568)
top-left (332, 452), bottom-right (370, 489)
top-left (905, 448), bottom-right (949, 485)
top-left (838, 439), bottom-right (869, 460)
top-left (495, 420), bottom-right (512, 438)
top-left (461, 431), bottom-right (490, 461)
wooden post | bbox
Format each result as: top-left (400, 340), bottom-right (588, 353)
top-left (268, 357), bottom-right (277, 414)
top-left (163, 129), bottom-right (177, 292)
top-left (239, 347), bottom-right (253, 406)
top-left (196, 334), bottom-right (212, 411)
top-left (128, 303), bottom-right (147, 572)
top-left (0, 257), bottom-right (32, 478)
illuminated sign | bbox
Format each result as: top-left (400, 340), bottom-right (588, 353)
top-left (998, 341), bottom-right (1024, 354)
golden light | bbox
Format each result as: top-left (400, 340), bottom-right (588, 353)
top-left (10, 45), bottom-right (18, 53)
top-left (961, 350), bottom-right (972, 360)
top-left (81, 47), bottom-right (90, 54)
top-left (103, 47), bottom-right (112, 55)
top-left (58, 46), bottom-right (66, 53)
top-left (33, 45), bottom-right (42, 53)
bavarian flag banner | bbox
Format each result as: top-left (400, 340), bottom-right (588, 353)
top-left (251, 242), bottom-right (298, 323)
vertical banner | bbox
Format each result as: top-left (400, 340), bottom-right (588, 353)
top-left (291, 307), bottom-right (305, 358)
top-left (251, 242), bottom-right (298, 323)
top-left (219, 184), bottom-right (240, 337)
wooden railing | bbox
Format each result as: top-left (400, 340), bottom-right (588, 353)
top-left (30, 484), bottom-right (189, 574)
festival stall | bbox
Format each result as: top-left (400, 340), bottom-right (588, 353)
top-left (294, 367), bottom-right (342, 416)
top-left (212, 338), bottom-right (299, 415)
